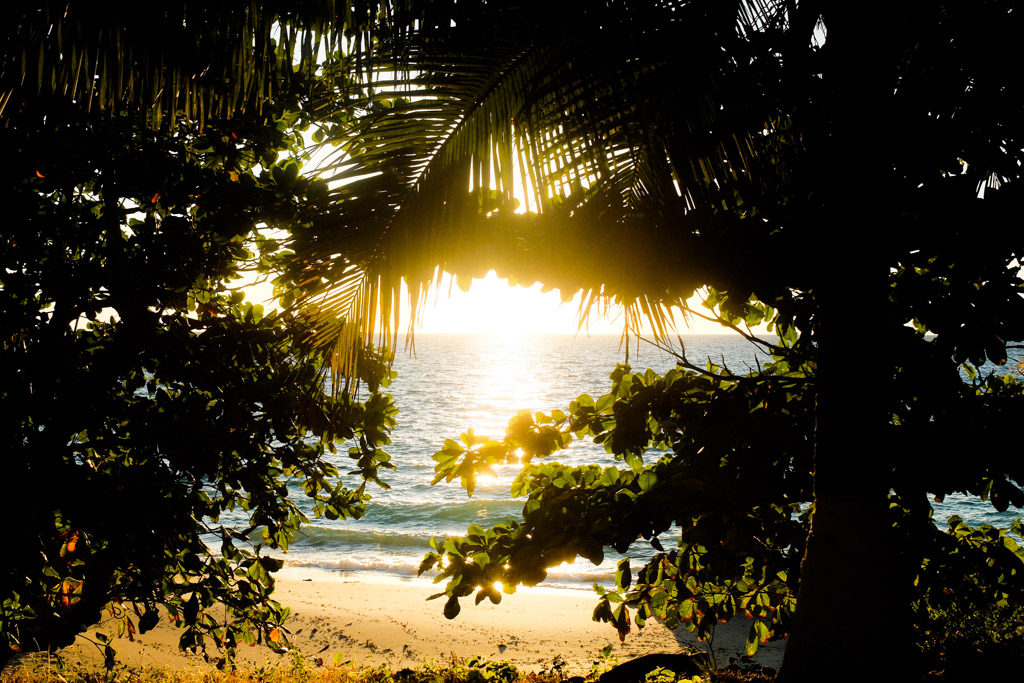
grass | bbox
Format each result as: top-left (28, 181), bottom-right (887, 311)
top-left (0, 652), bottom-right (775, 683)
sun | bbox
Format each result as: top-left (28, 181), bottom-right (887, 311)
top-left (407, 270), bottom-right (620, 335)
top-left (244, 267), bottom-right (760, 337)
top-left (404, 270), bottom-right (754, 336)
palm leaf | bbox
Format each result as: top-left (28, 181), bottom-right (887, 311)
top-left (1, 1), bottom-right (398, 126)
top-left (292, 0), bottom-right (794, 361)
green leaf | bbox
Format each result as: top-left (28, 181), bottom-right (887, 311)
top-left (615, 558), bottom-right (631, 591)
top-left (444, 596), bottom-right (461, 619)
top-left (745, 623), bottom-right (760, 657)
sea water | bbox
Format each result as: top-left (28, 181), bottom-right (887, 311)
top-left (272, 334), bottom-right (1021, 588)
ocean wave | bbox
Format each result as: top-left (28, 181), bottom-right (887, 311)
top-left (291, 526), bottom-right (447, 549)
top-left (278, 546), bottom-right (619, 589)
top-left (283, 552), bottom-right (425, 576)
top-left (262, 336), bottom-right (1021, 595)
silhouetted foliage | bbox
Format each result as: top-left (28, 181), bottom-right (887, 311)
top-left (7, 2), bottom-right (1024, 681)
top-left (0, 1), bottom-right (372, 128)
top-left (0, 98), bottom-right (398, 666)
top-left (271, 1), bottom-right (1024, 681)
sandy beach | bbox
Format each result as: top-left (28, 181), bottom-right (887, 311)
top-left (14, 574), bottom-right (786, 675)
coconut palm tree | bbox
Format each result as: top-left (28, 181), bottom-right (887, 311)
top-left (287, 1), bottom-right (1024, 681)
top-left (292, 0), bottom-right (802, 352)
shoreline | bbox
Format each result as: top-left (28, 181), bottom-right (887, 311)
top-left (14, 576), bottom-right (785, 675)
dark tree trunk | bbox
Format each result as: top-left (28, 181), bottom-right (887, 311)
top-left (777, 300), bottom-right (913, 682)
top-left (776, 7), bottom-right (915, 682)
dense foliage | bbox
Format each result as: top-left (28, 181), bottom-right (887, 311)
top-left (267, 1), bottom-right (1024, 679)
top-left (0, 2), bottom-right (365, 128)
top-left (422, 338), bottom-right (1024, 669)
top-left (422, 337), bottom-right (812, 655)
top-left (0, 98), bottom-right (398, 667)
top-left (6, 2), bottom-right (1024, 681)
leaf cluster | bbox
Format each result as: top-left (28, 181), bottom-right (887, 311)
top-left (0, 99), bottom-right (396, 665)
top-left (421, 349), bottom-right (814, 655)
top-left (422, 316), bottom-right (1024, 660)
top-left (908, 514), bottom-right (1024, 674)
top-left (0, 1), bottom-right (382, 129)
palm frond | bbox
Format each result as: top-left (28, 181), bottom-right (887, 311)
top-left (292, 0), bottom-right (795, 363)
top-left (0, 1), bottom-right (396, 126)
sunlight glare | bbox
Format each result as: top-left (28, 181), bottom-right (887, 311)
top-left (404, 270), bottom-right (766, 336)
top-left (408, 270), bottom-right (617, 335)
top-left (475, 471), bottom-right (500, 487)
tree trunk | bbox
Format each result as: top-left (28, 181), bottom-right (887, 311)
top-left (776, 7), bottom-right (915, 682)
top-left (777, 306), bottom-right (913, 682)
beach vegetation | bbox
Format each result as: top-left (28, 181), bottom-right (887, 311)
top-left (910, 517), bottom-right (1024, 674)
top-left (459, 657), bottom-right (519, 683)
top-left (588, 646), bottom-right (618, 680)
top-left (255, 1), bottom-right (1024, 680)
top-left (0, 2), bottom-right (420, 669)
top-left (6, 1), bottom-right (1024, 681)
top-left (0, 657), bottom-right (775, 683)
top-left (423, 362), bottom-right (1024, 676)
top-left (0, 85), bottom-right (397, 669)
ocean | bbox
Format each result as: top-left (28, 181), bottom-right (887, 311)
top-left (271, 333), bottom-right (1021, 589)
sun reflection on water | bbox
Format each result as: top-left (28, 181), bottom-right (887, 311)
top-left (454, 333), bottom-right (555, 438)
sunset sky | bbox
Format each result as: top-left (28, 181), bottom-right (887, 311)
top-left (402, 270), bottom-right (738, 336)
top-left (245, 269), bottom-right (748, 336)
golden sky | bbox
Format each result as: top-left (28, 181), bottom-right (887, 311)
top-left (406, 270), bottom-right (740, 336)
top-left (244, 269), bottom-right (749, 336)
